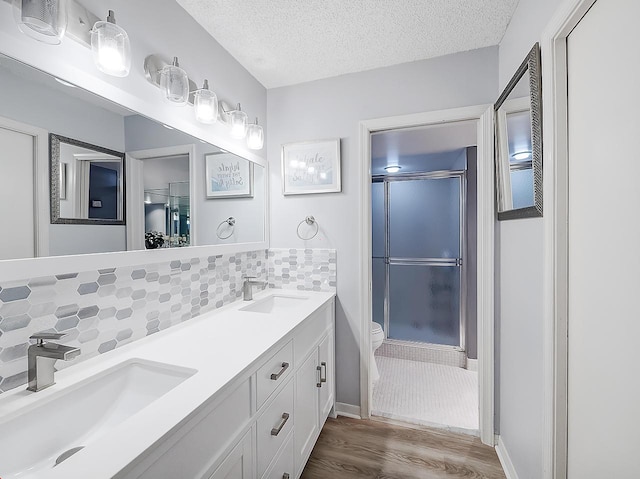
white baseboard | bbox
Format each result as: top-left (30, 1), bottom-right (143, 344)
top-left (467, 358), bottom-right (478, 371)
top-left (335, 402), bottom-right (362, 419)
top-left (495, 436), bottom-right (519, 479)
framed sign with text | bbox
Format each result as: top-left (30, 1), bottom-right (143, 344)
top-left (281, 139), bottom-right (341, 195)
top-left (205, 153), bottom-right (253, 199)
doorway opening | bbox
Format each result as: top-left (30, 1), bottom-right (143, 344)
top-left (370, 122), bottom-right (479, 433)
top-left (359, 105), bottom-right (495, 445)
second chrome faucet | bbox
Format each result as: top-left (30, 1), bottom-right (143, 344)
top-left (242, 276), bottom-right (267, 301)
top-left (27, 332), bottom-right (81, 392)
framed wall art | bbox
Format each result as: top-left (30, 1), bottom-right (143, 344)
top-left (205, 152), bottom-right (253, 199)
top-left (281, 139), bottom-right (341, 195)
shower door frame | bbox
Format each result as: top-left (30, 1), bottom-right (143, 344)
top-left (373, 170), bottom-right (466, 351)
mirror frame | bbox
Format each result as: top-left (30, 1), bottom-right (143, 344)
top-left (494, 42), bottom-right (543, 220)
top-left (50, 133), bottom-right (126, 225)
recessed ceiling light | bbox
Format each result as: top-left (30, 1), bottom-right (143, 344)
top-left (54, 78), bottom-right (76, 88)
top-left (512, 151), bottom-right (532, 161)
top-left (384, 165), bottom-right (402, 173)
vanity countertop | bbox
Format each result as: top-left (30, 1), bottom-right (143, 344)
top-left (0, 289), bottom-right (335, 479)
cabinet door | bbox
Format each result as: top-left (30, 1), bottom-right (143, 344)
top-left (294, 351), bottom-right (320, 475)
top-left (208, 431), bottom-right (253, 479)
top-left (318, 333), bottom-right (334, 423)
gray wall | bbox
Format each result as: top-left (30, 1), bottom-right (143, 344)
top-left (496, 0), bottom-right (561, 478)
top-left (267, 47), bottom-right (498, 406)
top-left (0, 64), bottom-right (127, 256)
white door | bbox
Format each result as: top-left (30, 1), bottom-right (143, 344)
top-left (207, 432), bottom-right (253, 479)
top-left (0, 126), bottom-right (35, 260)
top-left (567, 0), bottom-right (640, 476)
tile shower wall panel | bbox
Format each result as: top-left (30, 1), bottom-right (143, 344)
top-left (268, 248), bottom-right (337, 291)
top-left (0, 250), bottom-right (267, 393)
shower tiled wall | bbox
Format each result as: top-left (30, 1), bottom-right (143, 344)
top-left (268, 248), bottom-right (337, 291)
top-left (0, 248), bottom-right (337, 394)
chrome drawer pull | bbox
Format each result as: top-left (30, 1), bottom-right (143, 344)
top-left (320, 361), bottom-right (327, 383)
top-left (270, 362), bottom-right (290, 380)
top-left (283, 474), bottom-right (290, 479)
top-left (316, 365), bottom-right (322, 388)
top-left (271, 412), bottom-right (290, 436)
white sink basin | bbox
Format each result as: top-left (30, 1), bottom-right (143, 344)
top-left (0, 359), bottom-right (196, 479)
top-left (240, 295), bottom-right (309, 314)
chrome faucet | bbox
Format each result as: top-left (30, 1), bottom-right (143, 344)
top-left (243, 276), bottom-right (267, 301)
top-left (27, 332), bottom-right (81, 392)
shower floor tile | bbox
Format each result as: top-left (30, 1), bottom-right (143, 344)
top-left (372, 356), bottom-right (479, 434)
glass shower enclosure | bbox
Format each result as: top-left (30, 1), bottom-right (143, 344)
top-left (372, 172), bottom-right (465, 349)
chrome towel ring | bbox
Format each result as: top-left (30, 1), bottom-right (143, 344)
top-left (297, 216), bottom-right (319, 240)
top-left (216, 217), bottom-right (235, 240)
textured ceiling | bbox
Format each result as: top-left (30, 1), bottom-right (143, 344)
top-left (176, 0), bottom-right (519, 88)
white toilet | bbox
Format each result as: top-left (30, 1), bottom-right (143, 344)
top-left (371, 322), bottom-right (385, 383)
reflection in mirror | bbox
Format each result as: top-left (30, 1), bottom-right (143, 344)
top-left (51, 134), bottom-right (125, 224)
top-left (0, 53), bottom-right (266, 260)
top-left (494, 43), bottom-right (542, 220)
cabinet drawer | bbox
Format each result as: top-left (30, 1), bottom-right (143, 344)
top-left (263, 431), bottom-right (294, 479)
top-left (294, 302), bottom-right (332, 367)
top-left (257, 378), bottom-right (294, 477)
top-left (257, 340), bottom-right (293, 408)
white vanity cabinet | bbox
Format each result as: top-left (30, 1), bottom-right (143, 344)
top-left (118, 296), bottom-right (335, 479)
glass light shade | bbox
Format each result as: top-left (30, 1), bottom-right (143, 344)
top-left (91, 13), bottom-right (131, 77)
top-left (246, 120), bottom-right (264, 150)
top-left (194, 81), bottom-right (218, 124)
top-left (13, 0), bottom-right (67, 45)
top-left (229, 104), bottom-right (248, 139)
top-left (160, 58), bottom-right (189, 105)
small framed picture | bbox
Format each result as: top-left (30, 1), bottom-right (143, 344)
top-left (205, 152), bottom-right (254, 199)
top-left (281, 139), bottom-right (341, 195)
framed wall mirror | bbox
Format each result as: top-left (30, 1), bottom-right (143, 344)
top-left (0, 52), bottom-right (267, 261)
top-left (50, 134), bottom-right (125, 225)
top-left (494, 43), bottom-right (543, 220)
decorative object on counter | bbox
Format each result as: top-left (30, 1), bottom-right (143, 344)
top-left (90, 10), bottom-right (131, 77)
top-left (145, 231), bottom-right (165, 249)
top-left (296, 216), bottom-right (319, 241)
top-left (13, 0), bottom-right (68, 45)
top-left (281, 139), bottom-right (341, 195)
top-left (205, 153), bottom-right (253, 198)
top-left (494, 42), bottom-right (543, 220)
top-left (216, 217), bottom-right (235, 240)
top-left (246, 118), bottom-right (264, 150)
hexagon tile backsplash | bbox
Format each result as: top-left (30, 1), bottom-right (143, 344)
top-left (0, 248), bottom-right (336, 394)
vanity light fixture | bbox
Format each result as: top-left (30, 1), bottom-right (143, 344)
top-left (228, 103), bottom-right (248, 139)
top-left (511, 150), bottom-right (532, 161)
top-left (193, 79), bottom-right (218, 124)
top-left (160, 57), bottom-right (189, 105)
top-left (13, 0), bottom-right (68, 45)
top-left (384, 165), bottom-right (402, 173)
top-left (246, 118), bottom-right (264, 150)
top-left (91, 10), bottom-right (131, 77)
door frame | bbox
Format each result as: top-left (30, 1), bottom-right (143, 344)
top-left (358, 104), bottom-right (495, 446)
top-left (125, 144), bottom-right (197, 250)
top-left (0, 115), bottom-right (49, 257)
top-left (541, 0), bottom-right (598, 477)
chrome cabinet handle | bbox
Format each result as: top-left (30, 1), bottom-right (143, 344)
top-left (283, 474), bottom-right (290, 479)
top-left (320, 361), bottom-right (327, 383)
top-left (271, 412), bottom-right (290, 436)
top-left (316, 365), bottom-right (322, 388)
top-left (270, 362), bottom-right (290, 381)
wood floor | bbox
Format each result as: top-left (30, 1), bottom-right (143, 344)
top-left (301, 417), bottom-right (506, 479)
